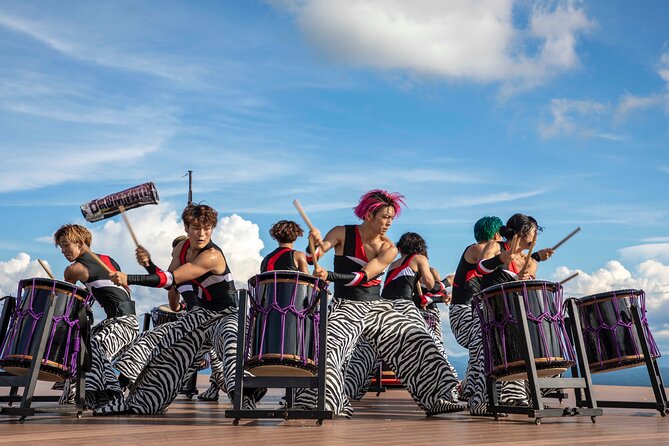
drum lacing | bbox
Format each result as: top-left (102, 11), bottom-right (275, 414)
top-left (475, 281), bottom-right (574, 375)
top-left (580, 290), bottom-right (660, 369)
top-left (246, 272), bottom-right (323, 367)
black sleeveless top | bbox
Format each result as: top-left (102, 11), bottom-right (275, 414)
top-left (260, 247), bottom-right (297, 272)
top-left (451, 244), bottom-right (482, 306)
top-left (174, 240), bottom-right (237, 311)
top-left (333, 225), bottom-right (383, 301)
top-left (76, 252), bottom-right (135, 319)
top-left (382, 254), bottom-right (417, 300)
top-left (479, 241), bottom-right (519, 291)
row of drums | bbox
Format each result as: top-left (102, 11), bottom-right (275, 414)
top-left (0, 274), bottom-right (661, 383)
top-left (475, 280), bottom-right (661, 381)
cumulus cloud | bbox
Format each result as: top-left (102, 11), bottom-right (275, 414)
top-left (0, 253), bottom-right (52, 297)
top-left (551, 259), bottom-right (669, 318)
top-left (271, 0), bottom-right (593, 91)
top-left (212, 214), bottom-right (265, 286)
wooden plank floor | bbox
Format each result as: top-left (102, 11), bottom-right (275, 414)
top-left (1, 377), bottom-right (668, 446)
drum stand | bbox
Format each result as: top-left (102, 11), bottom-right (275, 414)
top-left (368, 362), bottom-right (387, 396)
top-left (0, 293), bottom-right (86, 423)
top-left (225, 289), bottom-right (333, 426)
top-left (486, 295), bottom-right (602, 425)
top-left (571, 304), bottom-right (669, 417)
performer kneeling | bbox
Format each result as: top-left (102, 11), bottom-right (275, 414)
top-left (295, 190), bottom-right (463, 417)
top-left (345, 232), bottom-right (459, 402)
top-left (54, 224), bottom-right (139, 409)
top-left (95, 204), bottom-right (263, 415)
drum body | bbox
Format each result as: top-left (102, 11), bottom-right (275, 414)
top-left (475, 280), bottom-right (575, 380)
top-left (151, 304), bottom-right (185, 327)
top-left (245, 271), bottom-right (324, 377)
top-left (0, 278), bottom-right (92, 382)
top-left (575, 289), bottom-right (660, 373)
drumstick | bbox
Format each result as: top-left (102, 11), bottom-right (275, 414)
top-left (119, 205), bottom-right (141, 248)
top-left (559, 272), bottom-right (579, 285)
top-left (38, 259), bottom-right (55, 279)
top-left (509, 234), bottom-right (520, 253)
top-left (308, 234), bottom-right (319, 269)
top-left (518, 231), bottom-right (538, 277)
top-left (552, 227), bottom-right (581, 251)
top-left (293, 199), bottom-right (316, 232)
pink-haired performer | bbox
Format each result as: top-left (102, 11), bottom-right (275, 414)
top-left (295, 190), bottom-right (463, 417)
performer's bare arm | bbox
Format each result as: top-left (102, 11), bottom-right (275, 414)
top-left (415, 255), bottom-right (435, 290)
top-left (64, 262), bottom-right (89, 284)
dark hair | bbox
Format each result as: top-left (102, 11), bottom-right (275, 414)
top-left (499, 213), bottom-right (543, 240)
top-left (269, 220), bottom-right (304, 244)
top-left (396, 232), bottom-right (427, 256)
top-left (473, 216), bottom-right (503, 242)
top-left (182, 203), bottom-right (218, 228)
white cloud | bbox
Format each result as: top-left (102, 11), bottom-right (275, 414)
top-left (0, 253), bottom-right (52, 297)
top-left (551, 259), bottom-right (669, 320)
top-left (272, 0), bottom-right (593, 91)
top-left (619, 243), bottom-right (669, 263)
top-left (0, 13), bottom-right (205, 84)
top-left (538, 98), bottom-right (611, 139)
top-left (615, 93), bottom-right (665, 122)
top-left (212, 214), bottom-right (264, 285)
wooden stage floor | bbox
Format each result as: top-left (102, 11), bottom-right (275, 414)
top-left (1, 377), bottom-right (668, 446)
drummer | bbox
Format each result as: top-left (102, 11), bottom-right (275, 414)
top-left (464, 214), bottom-right (554, 413)
top-left (53, 224), bottom-right (139, 409)
top-left (295, 189), bottom-right (463, 417)
top-left (96, 203), bottom-right (264, 414)
top-left (261, 220), bottom-right (310, 273)
top-left (344, 232), bottom-right (460, 402)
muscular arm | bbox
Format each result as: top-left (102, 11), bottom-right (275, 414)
top-left (64, 262), bottom-right (89, 284)
top-left (361, 241), bottom-right (398, 279)
top-left (415, 255), bottom-right (435, 290)
top-left (293, 251), bottom-right (310, 274)
top-left (168, 287), bottom-right (181, 312)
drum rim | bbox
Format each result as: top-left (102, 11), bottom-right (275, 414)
top-left (478, 279), bottom-right (560, 297)
top-left (576, 289), bottom-right (642, 304)
top-left (248, 270), bottom-right (322, 287)
top-left (19, 277), bottom-right (91, 301)
top-left (154, 304), bottom-right (183, 314)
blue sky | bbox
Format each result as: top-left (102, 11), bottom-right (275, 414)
top-left (1, 1), bottom-right (669, 370)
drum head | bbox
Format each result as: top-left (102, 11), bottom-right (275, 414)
top-left (0, 355), bottom-right (68, 382)
top-left (157, 304), bottom-right (180, 314)
top-left (248, 270), bottom-right (322, 288)
top-left (480, 279), bottom-right (559, 297)
top-left (19, 277), bottom-right (91, 303)
top-left (246, 354), bottom-right (317, 377)
top-left (577, 289), bottom-right (641, 306)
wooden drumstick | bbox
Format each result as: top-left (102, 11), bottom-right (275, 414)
top-left (552, 227), bottom-right (581, 251)
top-left (519, 230), bottom-right (538, 277)
top-left (81, 245), bottom-right (113, 274)
top-left (119, 205), bottom-right (141, 248)
top-left (509, 234), bottom-right (520, 253)
top-left (38, 259), bottom-right (55, 279)
top-left (559, 272), bottom-right (579, 285)
top-left (294, 199), bottom-right (321, 267)
top-left (308, 234), bottom-right (319, 269)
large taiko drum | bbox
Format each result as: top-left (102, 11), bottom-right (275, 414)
top-left (475, 280), bottom-right (576, 380)
top-left (574, 289), bottom-right (660, 373)
top-left (245, 271), bottom-right (325, 377)
top-left (0, 278), bottom-right (93, 382)
top-left (151, 304), bottom-right (185, 327)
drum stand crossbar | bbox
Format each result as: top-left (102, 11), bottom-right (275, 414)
top-left (0, 294), bottom-right (85, 423)
top-left (571, 304), bottom-right (669, 416)
top-left (486, 295), bottom-right (602, 425)
top-left (225, 289), bottom-right (333, 426)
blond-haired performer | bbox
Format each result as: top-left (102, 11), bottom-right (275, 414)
top-left (54, 224), bottom-right (138, 409)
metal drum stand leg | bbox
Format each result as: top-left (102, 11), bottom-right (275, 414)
top-left (488, 295), bottom-right (602, 424)
top-left (573, 304), bottom-right (668, 416)
top-left (225, 289), bottom-right (333, 426)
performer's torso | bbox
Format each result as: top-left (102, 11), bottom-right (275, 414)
top-left (177, 240), bottom-right (237, 311)
top-left (333, 225), bottom-right (382, 301)
top-left (260, 247), bottom-right (297, 272)
top-left (76, 252), bottom-right (135, 318)
top-left (381, 254), bottom-right (417, 300)
top-left (451, 244), bottom-right (482, 305)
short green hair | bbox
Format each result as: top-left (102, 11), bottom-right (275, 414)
top-left (473, 216), bottom-right (503, 243)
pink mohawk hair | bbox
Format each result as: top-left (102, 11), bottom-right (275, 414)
top-left (353, 189), bottom-right (406, 220)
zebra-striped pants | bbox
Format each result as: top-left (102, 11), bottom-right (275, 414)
top-left (61, 315), bottom-right (138, 408)
top-left (345, 300), bottom-right (459, 401)
top-left (94, 307), bottom-right (238, 415)
top-left (296, 298), bottom-right (461, 417)
top-left (449, 303), bottom-right (527, 411)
